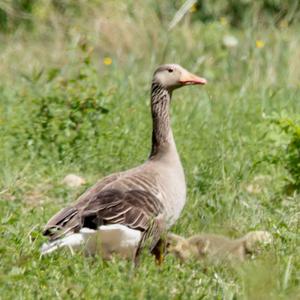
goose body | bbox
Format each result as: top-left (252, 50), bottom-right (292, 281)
top-left (41, 64), bottom-right (206, 260)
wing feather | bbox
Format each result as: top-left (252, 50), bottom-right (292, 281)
top-left (43, 188), bottom-right (166, 253)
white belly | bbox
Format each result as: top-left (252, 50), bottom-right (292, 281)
top-left (41, 224), bottom-right (142, 259)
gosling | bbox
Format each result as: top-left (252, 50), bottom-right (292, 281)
top-left (166, 231), bottom-right (273, 263)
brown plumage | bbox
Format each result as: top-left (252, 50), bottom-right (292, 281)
top-left (42, 64), bottom-right (207, 261)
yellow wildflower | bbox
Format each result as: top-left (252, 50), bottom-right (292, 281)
top-left (103, 57), bottom-right (112, 65)
top-left (190, 3), bottom-right (197, 13)
top-left (220, 17), bottom-right (228, 26)
top-left (279, 20), bottom-right (288, 29)
top-left (88, 47), bottom-right (94, 55)
top-left (255, 40), bottom-right (265, 49)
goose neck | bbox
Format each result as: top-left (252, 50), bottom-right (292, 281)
top-left (149, 82), bottom-right (176, 158)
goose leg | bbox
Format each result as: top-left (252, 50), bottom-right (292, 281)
top-left (151, 238), bottom-right (166, 265)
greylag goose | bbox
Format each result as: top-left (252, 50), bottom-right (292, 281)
top-left (41, 64), bottom-right (207, 262)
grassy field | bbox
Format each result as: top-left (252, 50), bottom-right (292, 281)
top-left (0, 2), bottom-right (299, 299)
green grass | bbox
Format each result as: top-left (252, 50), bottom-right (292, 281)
top-left (0, 2), bottom-right (300, 299)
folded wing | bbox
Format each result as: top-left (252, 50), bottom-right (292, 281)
top-left (43, 188), bottom-right (165, 256)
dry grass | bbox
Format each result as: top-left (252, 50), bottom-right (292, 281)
top-left (1, 1), bottom-right (299, 87)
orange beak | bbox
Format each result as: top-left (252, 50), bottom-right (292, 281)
top-left (179, 70), bottom-right (207, 85)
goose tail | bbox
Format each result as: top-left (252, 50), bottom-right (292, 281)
top-left (40, 233), bottom-right (85, 255)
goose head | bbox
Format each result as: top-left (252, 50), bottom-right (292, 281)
top-left (153, 64), bottom-right (207, 91)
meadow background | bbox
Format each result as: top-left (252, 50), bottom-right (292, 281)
top-left (0, 0), bottom-right (299, 299)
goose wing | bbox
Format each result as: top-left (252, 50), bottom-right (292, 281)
top-left (43, 172), bottom-right (122, 238)
top-left (43, 188), bottom-right (166, 254)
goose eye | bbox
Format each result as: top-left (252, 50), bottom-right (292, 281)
top-left (168, 69), bottom-right (174, 73)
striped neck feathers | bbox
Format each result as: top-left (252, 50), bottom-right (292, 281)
top-left (149, 82), bottom-right (175, 158)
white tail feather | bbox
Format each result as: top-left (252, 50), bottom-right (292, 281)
top-left (41, 225), bottom-right (141, 259)
top-left (41, 233), bottom-right (86, 255)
